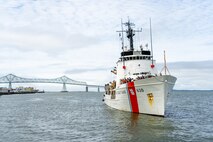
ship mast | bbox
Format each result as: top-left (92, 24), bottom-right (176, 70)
top-left (117, 19), bottom-right (142, 52)
top-left (124, 20), bottom-right (135, 51)
top-left (121, 19), bottom-right (124, 50)
top-left (120, 19), bottom-right (125, 67)
top-left (160, 50), bottom-right (171, 75)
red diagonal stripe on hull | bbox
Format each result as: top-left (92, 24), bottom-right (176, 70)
top-left (127, 82), bottom-right (139, 113)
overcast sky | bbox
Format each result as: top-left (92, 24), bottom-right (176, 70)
top-left (0, 0), bottom-right (212, 91)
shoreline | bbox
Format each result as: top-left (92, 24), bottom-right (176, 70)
top-left (0, 91), bottom-right (45, 95)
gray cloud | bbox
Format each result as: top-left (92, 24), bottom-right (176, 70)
top-left (165, 60), bottom-right (213, 70)
top-left (0, 0), bottom-right (212, 90)
top-left (64, 67), bottom-right (112, 74)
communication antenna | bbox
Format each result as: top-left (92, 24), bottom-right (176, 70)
top-left (149, 18), bottom-right (154, 65)
top-left (116, 19), bottom-right (126, 69)
top-left (160, 50), bottom-right (171, 75)
top-left (121, 19), bottom-right (126, 68)
top-left (121, 19), bottom-right (124, 50)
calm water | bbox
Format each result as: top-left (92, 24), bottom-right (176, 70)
top-left (0, 91), bottom-right (212, 142)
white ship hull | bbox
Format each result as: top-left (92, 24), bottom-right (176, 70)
top-left (104, 75), bottom-right (176, 116)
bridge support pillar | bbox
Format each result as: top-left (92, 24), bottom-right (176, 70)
top-left (8, 82), bottom-right (12, 90)
top-left (61, 83), bottom-right (68, 92)
top-left (86, 86), bottom-right (88, 92)
top-left (98, 86), bottom-right (100, 92)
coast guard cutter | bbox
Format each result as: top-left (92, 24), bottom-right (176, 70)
top-left (104, 19), bottom-right (176, 116)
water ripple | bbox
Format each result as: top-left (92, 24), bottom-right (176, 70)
top-left (0, 91), bottom-right (212, 141)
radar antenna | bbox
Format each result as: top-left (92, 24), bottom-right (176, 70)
top-left (117, 18), bottom-right (142, 51)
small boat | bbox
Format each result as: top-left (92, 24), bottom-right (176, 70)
top-left (104, 19), bottom-right (177, 116)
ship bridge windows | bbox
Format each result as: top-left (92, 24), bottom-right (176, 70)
top-left (147, 56), bottom-right (151, 60)
top-left (120, 56), bottom-right (151, 61)
top-left (142, 50), bottom-right (151, 55)
top-left (133, 73), bottom-right (140, 75)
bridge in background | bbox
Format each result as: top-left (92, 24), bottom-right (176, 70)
top-left (0, 74), bottom-right (103, 92)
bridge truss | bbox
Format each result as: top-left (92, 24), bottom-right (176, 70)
top-left (0, 74), bottom-right (102, 92)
